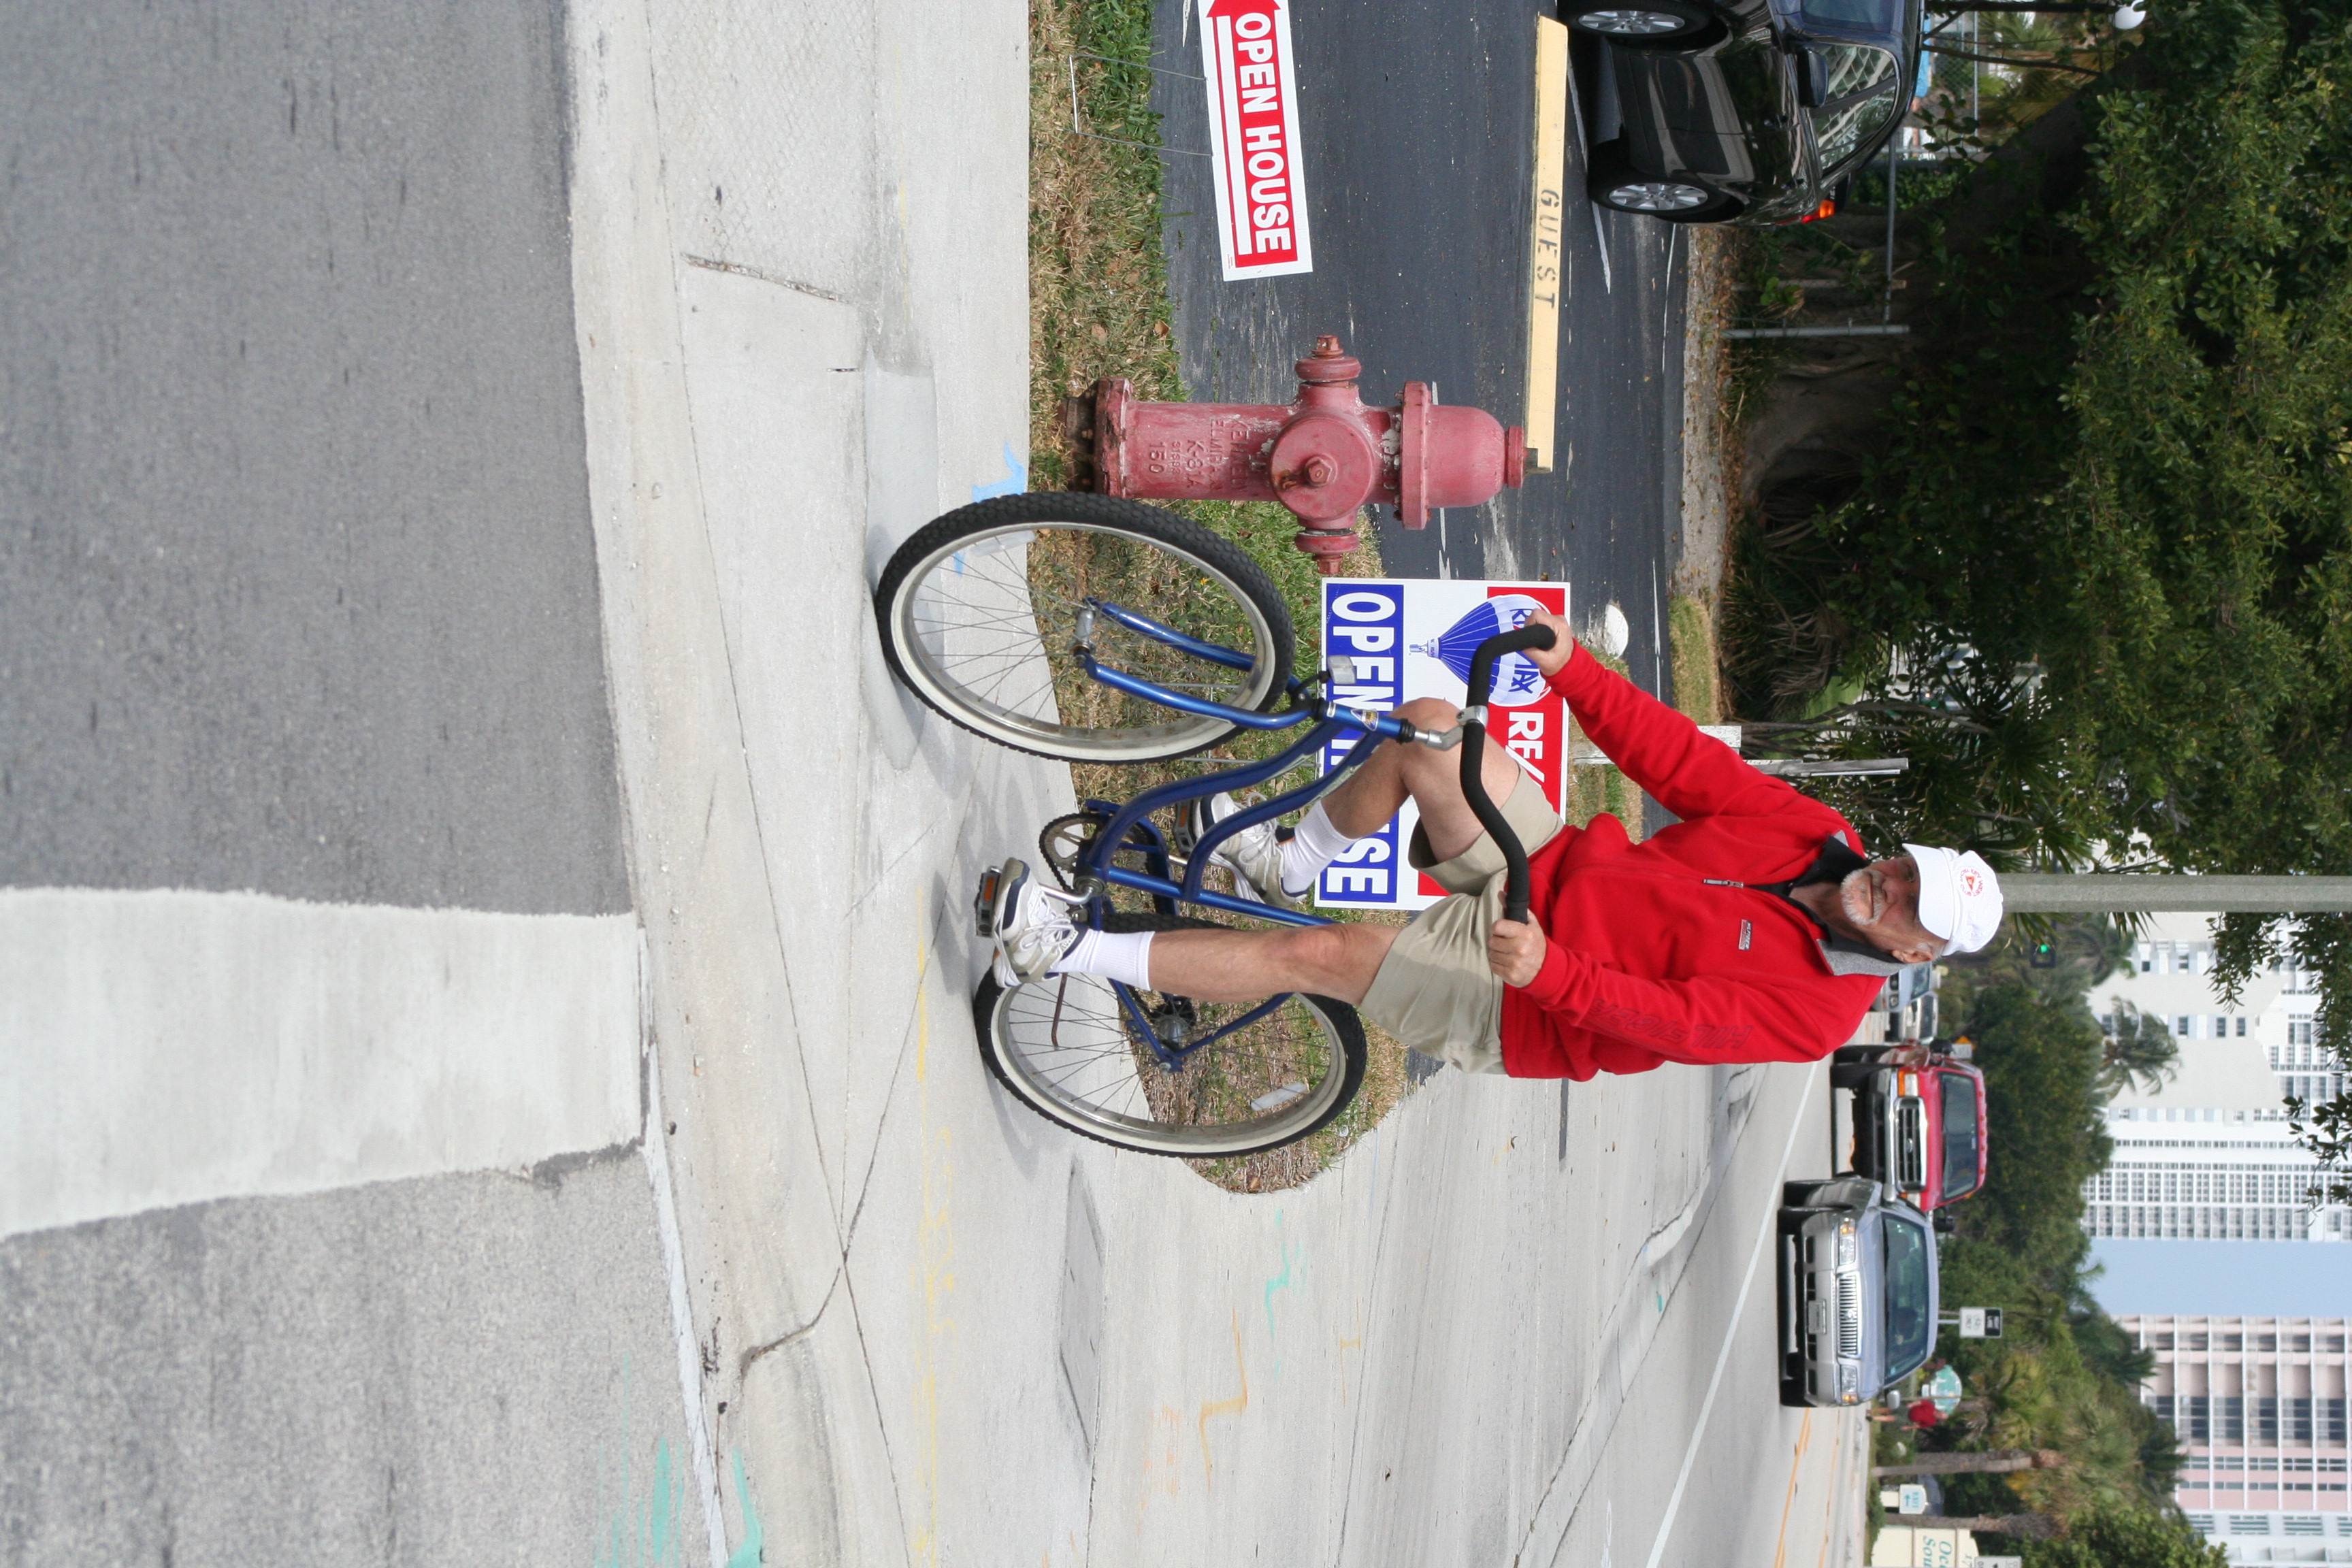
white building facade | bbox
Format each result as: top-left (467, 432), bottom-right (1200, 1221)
top-left (2121, 1315), bottom-right (2352, 1563)
top-left (2085, 913), bottom-right (2348, 1243)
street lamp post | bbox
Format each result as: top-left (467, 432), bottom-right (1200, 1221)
top-left (2000, 875), bottom-right (2352, 914)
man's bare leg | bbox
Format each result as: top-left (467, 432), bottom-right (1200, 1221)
top-left (1144, 700), bottom-right (1522, 1002)
top-left (1314, 696), bottom-right (1526, 860)
top-left (1142, 920), bottom-right (1399, 1004)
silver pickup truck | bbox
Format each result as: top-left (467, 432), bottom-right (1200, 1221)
top-left (1777, 1175), bottom-right (1940, 1407)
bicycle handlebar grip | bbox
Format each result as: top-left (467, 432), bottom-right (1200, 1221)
top-left (1459, 625), bottom-right (1559, 926)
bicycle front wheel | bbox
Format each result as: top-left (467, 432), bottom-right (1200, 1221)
top-left (875, 492), bottom-right (1294, 764)
top-left (973, 913), bottom-right (1367, 1158)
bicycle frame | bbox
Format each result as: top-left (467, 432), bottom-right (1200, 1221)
top-left (1062, 595), bottom-right (1429, 1072)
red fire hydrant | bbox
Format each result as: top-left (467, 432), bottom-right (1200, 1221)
top-left (1061, 335), bottom-right (1526, 574)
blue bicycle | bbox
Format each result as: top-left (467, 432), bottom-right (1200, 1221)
top-left (876, 491), bottom-right (1550, 1157)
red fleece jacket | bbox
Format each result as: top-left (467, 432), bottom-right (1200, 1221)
top-left (1499, 645), bottom-right (1889, 1079)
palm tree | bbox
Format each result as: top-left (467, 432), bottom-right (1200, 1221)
top-left (2100, 1001), bottom-right (2180, 1097)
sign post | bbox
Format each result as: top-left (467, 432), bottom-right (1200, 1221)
top-left (1198, 0), bottom-right (1314, 282)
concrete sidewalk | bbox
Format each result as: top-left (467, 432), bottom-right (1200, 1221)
top-left (565, 1), bottom-right (1050, 1560)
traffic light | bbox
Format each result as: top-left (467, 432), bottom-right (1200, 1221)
top-left (2029, 941), bottom-right (2057, 969)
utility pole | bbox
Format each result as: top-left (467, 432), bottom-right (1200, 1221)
top-left (2000, 876), bottom-right (2352, 913)
top-left (1900, 1514), bottom-right (2059, 1538)
top-left (1874, 1450), bottom-right (2062, 1476)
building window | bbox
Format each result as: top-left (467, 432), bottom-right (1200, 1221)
top-left (2178, 1016), bottom-right (2193, 1037)
top-left (2214, 1015), bottom-right (2230, 1038)
top-left (2238, 1016), bottom-right (2249, 1036)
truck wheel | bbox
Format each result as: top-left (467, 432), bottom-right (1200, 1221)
top-left (1830, 1063), bottom-right (1874, 1090)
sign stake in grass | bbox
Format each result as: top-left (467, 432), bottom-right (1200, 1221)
top-left (1524, 18), bottom-right (1569, 472)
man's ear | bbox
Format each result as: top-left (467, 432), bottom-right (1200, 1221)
top-left (1889, 944), bottom-right (1937, 966)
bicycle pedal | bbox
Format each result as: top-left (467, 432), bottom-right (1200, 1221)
top-left (973, 866), bottom-right (1004, 939)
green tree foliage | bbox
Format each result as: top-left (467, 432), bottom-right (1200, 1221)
top-left (2020, 1508), bottom-right (2230, 1568)
top-left (1730, 0), bottom-right (2352, 1185)
top-left (2099, 1002), bottom-right (2181, 1098)
top-left (1948, 985), bottom-right (2112, 1274)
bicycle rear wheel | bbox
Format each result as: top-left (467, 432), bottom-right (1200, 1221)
top-left (973, 913), bottom-right (1367, 1157)
top-left (875, 492), bottom-right (1294, 764)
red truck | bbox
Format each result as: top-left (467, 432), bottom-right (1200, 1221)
top-left (1833, 1041), bottom-right (1989, 1217)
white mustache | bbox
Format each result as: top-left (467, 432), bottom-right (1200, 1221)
top-left (1840, 867), bottom-right (1883, 928)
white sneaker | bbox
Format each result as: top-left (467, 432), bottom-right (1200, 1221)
top-left (1183, 791), bottom-right (1298, 909)
top-left (981, 858), bottom-right (1084, 986)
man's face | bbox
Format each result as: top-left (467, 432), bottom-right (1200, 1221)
top-left (1831, 855), bottom-right (1944, 964)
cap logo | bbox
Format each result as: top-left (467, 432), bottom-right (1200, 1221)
top-left (1959, 870), bottom-right (1985, 897)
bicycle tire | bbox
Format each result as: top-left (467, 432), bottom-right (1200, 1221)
top-left (875, 493), bottom-right (1294, 764)
top-left (973, 911), bottom-right (1367, 1158)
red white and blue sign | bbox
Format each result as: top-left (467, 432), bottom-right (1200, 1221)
top-left (1197, 0), bottom-right (1313, 282)
top-left (1316, 579), bottom-right (1571, 911)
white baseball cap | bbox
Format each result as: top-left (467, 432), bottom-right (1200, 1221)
top-left (1904, 843), bottom-right (2004, 954)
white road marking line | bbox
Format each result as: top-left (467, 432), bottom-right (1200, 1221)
top-left (641, 1034), bottom-right (731, 1568)
top-left (1, 887), bottom-right (642, 1237)
top-left (1642, 1060), bottom-right (1821, 1568)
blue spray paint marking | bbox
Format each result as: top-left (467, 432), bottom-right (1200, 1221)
top-left (595, 1354), bottom-right (689, 1567)
top-left (598, 1437), bottom-right (688, 1566)
top-left (1262, 1209), bottom-right (1297, 1376)
top-left (968, 441), bottom-right (1029, 502)
top-left (725, 1450), bottom-right (765, 1568)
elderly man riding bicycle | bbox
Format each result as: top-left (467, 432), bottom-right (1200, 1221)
top-left (989, 607), bottom-right (2004, 1082)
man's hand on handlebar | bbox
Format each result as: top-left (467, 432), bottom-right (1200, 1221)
top-left (1520, 610), bottom-right (1577, 678)
top-left (1488, 914), bottom-right (1548, 988)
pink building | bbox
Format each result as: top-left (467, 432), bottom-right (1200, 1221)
top-left (2122, 1315), bottom-right (2352, 1562)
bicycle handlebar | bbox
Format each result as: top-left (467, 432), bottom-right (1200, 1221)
top-left (1459, 625), bottom-right (1558, 924)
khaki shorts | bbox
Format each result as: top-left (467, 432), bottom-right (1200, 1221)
top-left (1357, 778), bottom-right (1564, 1074)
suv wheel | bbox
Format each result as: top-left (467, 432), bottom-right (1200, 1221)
top-left (1594, 174), bottom-right (1725, 216)
top-left (1567, 4), bottom-right (1716, 45)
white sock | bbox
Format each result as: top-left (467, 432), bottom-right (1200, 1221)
top-left (1279, 800), bottom-right (1359, 897)
top-left (1049, 928), bottom-right (1155, 990)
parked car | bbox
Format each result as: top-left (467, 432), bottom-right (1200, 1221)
top-left (1835, 1040), bottom-right (1988, 1215)
top-left (1777, 1175), bottom-right (1940, 1406)
top-left (1571, 0), bottom-right (1922, 225)
top-left (1870, 960), bottom-right (1939, 1045)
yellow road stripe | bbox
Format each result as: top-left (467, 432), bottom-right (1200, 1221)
top-left (1524, 17), bottom-right (1570, 472)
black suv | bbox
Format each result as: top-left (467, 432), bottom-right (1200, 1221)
top-left (1573, 0), bottom-right (1921, 225)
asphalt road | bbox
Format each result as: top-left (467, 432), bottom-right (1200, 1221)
top-left (0, 6), bottom-right (674, 1563)
top-left (0, 0), bottom-right (627, 913)
top-left (1152, 0), bottom-right (1688, 703)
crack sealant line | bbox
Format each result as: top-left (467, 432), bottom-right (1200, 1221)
top-left (1638, 1059), bottom-right (1823, 1568)
top-left (642, 1022), bottom-right (732, 1568)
